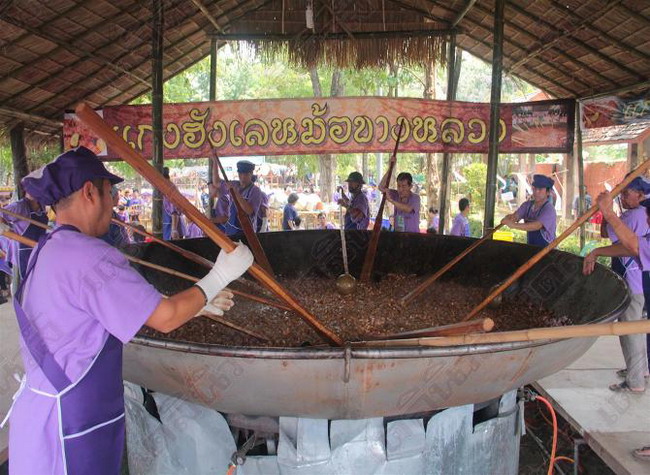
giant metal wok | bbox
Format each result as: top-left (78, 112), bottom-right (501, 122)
top-left (122, 230), bottom-right (628, 419)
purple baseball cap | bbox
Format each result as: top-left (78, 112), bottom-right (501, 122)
top-left (22, 146), bottom-right (123, 205)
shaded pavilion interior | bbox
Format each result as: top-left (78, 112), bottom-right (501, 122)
top-left (0, 0), bottom-right (647, 140)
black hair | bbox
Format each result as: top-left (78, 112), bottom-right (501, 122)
top-left (459, 198), bottom-right (470, 212)
top-left (428, 207), bottom-right (438, 214)
top-left (317, 212), bottom-right (325, 219)
top-left (288, 193), bottom-right (299, 204)
top-left (163, 167), bottom-right (170, 179)
top-left (396, 172), bottom-right (413, 185)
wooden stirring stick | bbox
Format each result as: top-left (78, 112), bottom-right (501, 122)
top-left (0, 211), bottom-right (290, 312)
top-left (462, 156), bottom-right (650, 323)
top-left (400, 224), bottom-right (504, 307)
top-left (112, 218), bottom-right (214, 268)
top-left (365, 318), bottom-right (494, 341)
top-left (76, 102), bottom-right (343, 346)
top-left (200, 312), bottom-right (269, 342)
top-left (211, 153), bottom-right (274, 275)
top-left (360, 119), bottom-right (405, 282)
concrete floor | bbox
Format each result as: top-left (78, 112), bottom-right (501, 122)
top-left (534, 336), bottom-right (650, 475)
top-left (0, 303), bottom-right (21, 464)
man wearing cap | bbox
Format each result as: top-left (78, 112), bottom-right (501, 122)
top-left (585, 177), bottom-right (650, 393)
top-left (583, 190), bottom-right (650, 460)
top-left (3, 146), bottom-right (254, 474)
top-left (378, 171), bottom-right (421, 233)
top-left (338, 171), bottom-right (369, 230)
top-left (212, 158), bottom-right (263, 236)
top-left (99, 185), bottom-right (130, 248)
top-left (0, 188), bottom-right (47, 283)
top-left (501, 174), bottom-right (557, 246)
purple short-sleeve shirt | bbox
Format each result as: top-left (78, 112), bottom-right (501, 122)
top-left (388, 190), bottom-right (421, 233)
top-left (514, 200), bottom-right (557, 243)
top-left (219, 181), bottom-right (263, 228)
top-left (9, 229), bottom-right (162, 474)
top-left (449, 213), bottom-right (470, 237)
top-left (607, 206), bottom-right (648, 294)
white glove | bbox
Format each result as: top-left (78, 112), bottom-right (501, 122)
top-left (0, 222), bottom-right (10, 234)
top-left (195, 242), bottom-right (254, 302)
top-left (197, 290), bottom-right (234, 317)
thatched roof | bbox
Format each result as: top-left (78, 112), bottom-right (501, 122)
top-left (582, 122), bottom-right (650, 146)
top-left (0, 0), bottom-right (648, 140)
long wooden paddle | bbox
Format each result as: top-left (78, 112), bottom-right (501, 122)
top-left (462, 157), bottom-right (650, 322)
top-left (211, 154), bottom-right (274, 275)
top-left (364, 318), bottom-right (494, 340)
top-left (111, 218), bottom-right (214, 268)
top-left (400, 224), bottom-right (504, 306)
top-left (0, 208), bottom-right (287, 311)
top-left (360, 319), bottom-right (650, 347)
top-left (360, 119), bottom-right (405, 282)
top-left (76, 102), bottom-right (343, 346)
top-left (0, 225), bottom-right (292, 312)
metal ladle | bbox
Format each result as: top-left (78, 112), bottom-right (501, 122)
top-left (336, 203), bottom-right (357, 295)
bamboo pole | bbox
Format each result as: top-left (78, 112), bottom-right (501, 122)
top-left (212, 153), bottom-right (274, 275)
top-left (75, 102), bottom-right (344, 346)
top-left (400, 225), bottom-right (504, 306)
top-left (361, 320), bottom-right (650, 347)
top-left (0, 207), bottom-right (50, 230)
top-left (111, 218), bottom-right (214, 268)
top-left (360, 119), bottom-right (404, 282)
top-left (462, 156), bottom-right (650, 322)
top-left (364, 318), bottom-right (494, 340)
top-left (2, 229), bottom-right (292, 312)
top-left (200, 312), bottom-right (269, 342)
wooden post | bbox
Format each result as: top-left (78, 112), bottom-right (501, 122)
top-left (207, 36), bottom-right (218, 214)
top-left (438, 34), bottom-right (460, 234)
top-left (151, 0), bottom-right (164, 238)
top-left (10, 123), bottom-right (28, 199)
top-left (575, 102), bottom-right (586, 248)
top-left (483, 0), bottom-right (504, 234)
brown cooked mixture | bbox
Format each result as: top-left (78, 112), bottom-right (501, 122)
top-left (138, 274), bottom-right (568, 348)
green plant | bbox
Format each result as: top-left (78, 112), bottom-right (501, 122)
top-left (460, 162), bottom-right (487, 213)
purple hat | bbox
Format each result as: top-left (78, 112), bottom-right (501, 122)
top-left (625, 177), bottom-right (650, 194)
top-left (531, 174), bottom-right (554, 189)
top-left (22, 146), bottom-right (123, 205)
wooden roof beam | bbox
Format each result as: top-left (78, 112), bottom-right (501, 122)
top-left (429, 1), bottom-right (597, 92)
top-left (451, 0), bottom-right (478, 27)
top-left (506, 1), bottom-right (647, 82)
top-left (547, 0), bottom-right (650, 63)
top-left (189, 0), bottom-right (224, 33)
top-left (461, 30), bottom-right (580, 97)
top-left (447, 0), bottom-right (619, 88)
top-left (211, 28), bottom-right (456, 41)
top-left (0, 15), bottom-right (150, 88)
top-left (509, 0), bottom-right (622, 73)
top-left (0, 106), bottom-right (62, 129)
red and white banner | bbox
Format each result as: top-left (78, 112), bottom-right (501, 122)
top-left (580, 87), bottom-right (650, 130)
top-left (64, 97), bottom-right (574, 160)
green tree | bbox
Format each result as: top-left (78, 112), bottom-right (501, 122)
top-left (461, 162), bottom-right (488, 212)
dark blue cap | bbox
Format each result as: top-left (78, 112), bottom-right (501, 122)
top-left (237, 160), bottom-right (255, 173)
top-left (625, 177), bottom-right (650, 194)
top-left (22, 146), bottom-right (123, 206)
top-left (345, 171), bottom-right (365, 184)
top-left (531, 174), bottom-right (554, 189)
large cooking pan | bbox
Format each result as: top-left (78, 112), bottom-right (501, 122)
top-left (122, 230), bottom-right (628, 419)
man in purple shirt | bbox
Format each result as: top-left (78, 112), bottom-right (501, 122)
top-left (379, 171), bottom-right (421, 233)
top-left (585, 177), bottom-right (650, 393)
top-left (449, 198), bottom-right (471, 237)
top-left (212, 158), bottom-right (263, 236)
top-left (1, 190), bottom-right (48, 281)
top-left (501, 174), bottom-right (556, 246)
top-left (583, 189), bottom-right (650, 461)
top-left (3, 146), bottom-right (253, 474)
top-left (338, 171), bottom-right (369, 230)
